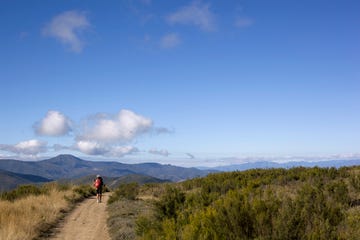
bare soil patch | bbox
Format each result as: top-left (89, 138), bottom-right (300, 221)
top-left (48, 193), bottom-right (110, 240)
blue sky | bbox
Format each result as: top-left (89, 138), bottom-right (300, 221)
top-left (0, 0), bottom-right (359, 166)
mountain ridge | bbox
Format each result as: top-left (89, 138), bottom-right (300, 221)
top-left (199, 159), bottom-right (360, 171)
top-left (0, 154), bottom-right (207, 182)
top-left (0, 169), bottom-right (52, 192)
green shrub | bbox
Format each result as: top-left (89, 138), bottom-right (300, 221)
top-left (63, 184), bottom-right (95, 204)
top-left (0, 185), bottom-right (43, 201)
top-left (73, 185), bottom-right (96, 198)
top-left (108, 183), bottom-right (140, 204)
top-left (136, 166), bottom-right (360, 239)
top-left (155, 185), bottom-right (185, 220)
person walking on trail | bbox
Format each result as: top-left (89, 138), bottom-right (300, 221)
top-left (93, 175), bottom-right (104, 203)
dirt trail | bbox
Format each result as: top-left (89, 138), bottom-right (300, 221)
top-left (50, 193), bottom-right (111, 240)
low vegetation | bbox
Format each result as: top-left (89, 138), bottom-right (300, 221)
top-left (107, 183), bottom-right (153, 240)
top-left (0, 183), bottom-right (95, 240)
top-left (108, 182), bottom-right (140, 204)
top-left (108, 166), bottom-right (360, 239)
top-left (3, 166), bottom-right (360, 239)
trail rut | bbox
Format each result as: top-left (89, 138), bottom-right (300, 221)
top-left (49, 193), bottom-right (110, 240)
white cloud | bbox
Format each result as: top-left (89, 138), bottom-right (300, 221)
top-left (160, 33), bottom-right (181, 49)
top-left (234, 17), bottom-right (254, 28)
top-left (80, 109), bottom-right (153, 143)
top-left (34, 110), bottom-right (72, 136)
top-left (75, 140), bottom-right (107, 155)
top-left (149, 148), bottom-right (170, 157)
top-left (1, 109), bottom-right (169, 159)
top-left (109, 146), bottom-right (139, 157)
top-left (0, 139), bottom-right (47, 156)
top-left (167, 1), bottom-right (216, 31)
top-left (75, 140), bottom-right (138, 157)
top-left (74, 109), bottom-right (173, 158)
top-left (42, 10), bottom-right (91, 52)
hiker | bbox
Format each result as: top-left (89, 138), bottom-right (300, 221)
top-left (93, 175), bottom-right (104, 203)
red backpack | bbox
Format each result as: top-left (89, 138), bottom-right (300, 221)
top-left (94, 178), bottom-right (102, 188)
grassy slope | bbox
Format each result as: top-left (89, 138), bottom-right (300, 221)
top-left (107, 166), bottom-right (360, 239)
top-left (0, 184), bottom-right (94, 240)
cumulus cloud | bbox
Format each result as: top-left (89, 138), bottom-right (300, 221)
top-left (160, 33), bottom-right (181, 49)
top-left (109, 145), bottom-right (139, 157)
top-left (167, 1), bottom-right (216, 31)
top-left (34, 110), bottom-right (72, 136)
top-left (80, 109), bottom-right (153, 143)
top-left (0, 139), bottom-right (47, 156)
top-left (149, 149), bottom-right (170, 157)
top-left (2, 108), bottom-right (169, 159)
top-left (42, 10), bottom-right (91, 52)
top-left (234, 17), bottom-right (254, 28)
top-left (75, 140), bottom-right (106, 155)
top-left (74, 140), bottom-right (138, 157)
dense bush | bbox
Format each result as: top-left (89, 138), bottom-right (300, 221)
top-left (0, 185), bottom-right (44, 201)
top-left (108, 182), bottom-right (140, 204)
top-left (63, 184), bottom-right (96, 204)
top-left (136, 166), bottom-right (360, 239)
top-left (155, 185), bottom-right (185, 220)
top-left (74, 185), bottom-right (96, 198)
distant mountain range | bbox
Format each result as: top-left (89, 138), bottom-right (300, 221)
top-left (200, 159), bottom-right (360, 172)
top-left (0, 154), bottom-right (208, 191)
top-left (0, 169), bottom-right (52, 192)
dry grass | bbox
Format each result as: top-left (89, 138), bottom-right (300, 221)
top-left (0, 187), bottom-right (83, 240)
top-left (107, 199), bottom-right (154, 240)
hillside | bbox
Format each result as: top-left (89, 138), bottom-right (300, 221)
top-left (0, 169), bottom-right (52, 192)
top-left (113, 166), bottom-right (360, 239)
top-left (0, 154), bottom-right (207, 182)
